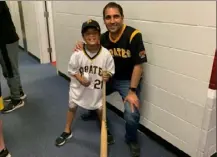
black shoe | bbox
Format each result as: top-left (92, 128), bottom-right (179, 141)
top-left (81, 110), bottom-right (97, 121)
top-left (0, 148), bottom-right (11, 157)
top-left (55, 132), bottom-right (73, 146)
top-left (107, 131), bottom-right (115, 145)
top-left (4, 91), bottom-right (27, 102)
top-left (126, 141), bottom-right (140, 157)
top-left (1, 99), bottom-right (24, 113)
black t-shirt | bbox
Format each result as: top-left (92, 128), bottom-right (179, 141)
top-left (0, 2), bottom-right (19, 45)
top-left (101, 25), bottom-right (147, 80)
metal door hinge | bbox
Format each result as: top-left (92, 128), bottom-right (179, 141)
top-left (44, 11), bottom-right (49, 18)
top-left (47, 47), bottom-right (52, 53)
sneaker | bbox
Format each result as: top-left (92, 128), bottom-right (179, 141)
top-left (126, 141), bottom-right (140, 157)
top-left (1, 99), bottom-right (24, 113)
top-left (107, 130), bottom-right (115, 145)
top-left (4, 91), bottom-right (27, 102)
top-left (55, 132), bottom-right (73, 146)
top-left (0, 148), bottom-right (11, 157)
top-left (81, 110), bottom-right (97, 121)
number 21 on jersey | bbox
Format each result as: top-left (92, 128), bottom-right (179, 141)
top-left (94, 79), bottom-right (103, 89)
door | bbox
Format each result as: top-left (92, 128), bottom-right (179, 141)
top-left (20, 1), bottom-right (51, 64)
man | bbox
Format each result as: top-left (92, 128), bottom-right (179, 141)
top-left (75, 2), bottom-right (147, 157)
top-left (0, 1), bottom-right (26, 113)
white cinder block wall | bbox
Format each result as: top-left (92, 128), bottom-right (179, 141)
top-left (51, 1), bottom-right (216, 156)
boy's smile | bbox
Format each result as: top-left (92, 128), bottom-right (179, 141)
top-left (83, 28), bottom-right (100, 46)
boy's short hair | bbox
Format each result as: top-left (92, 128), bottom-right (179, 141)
top-left (81, 19), bottom-right (101, 35)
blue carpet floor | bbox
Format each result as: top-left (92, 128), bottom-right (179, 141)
top-left (0, 51), bottom-right (177, 157)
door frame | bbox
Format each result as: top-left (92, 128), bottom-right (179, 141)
top-left (34, 1), bottom-right (50, 64)
top-left (45, 1), bottom-right (56, 64)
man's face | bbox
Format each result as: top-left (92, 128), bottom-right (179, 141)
top-left (83, 28), bottom-right (100, 46)
top-left (104, 7), bottom-right (124, 33)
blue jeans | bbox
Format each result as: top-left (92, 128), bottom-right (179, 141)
top-left (0, 42), bottom-right (23, 100)
top-left (106, 78), bottom-right (141, 143)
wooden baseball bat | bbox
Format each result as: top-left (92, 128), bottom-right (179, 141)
top-left (100, 80), bottom-right (107, 157)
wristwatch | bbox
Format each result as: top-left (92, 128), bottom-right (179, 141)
top-left (129, 87), bottom-right (136, 92)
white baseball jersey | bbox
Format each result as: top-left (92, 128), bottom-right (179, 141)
top-left (68, 46), bottom-right (115, 110)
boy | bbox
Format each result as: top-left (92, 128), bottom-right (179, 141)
top-left (55, 19), bottom-right (115, 146)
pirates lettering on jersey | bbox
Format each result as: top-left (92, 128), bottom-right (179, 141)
top-left (100, 25), bottom-right (147, 80)
top-left (109, 48), bottom-right (131, 58)
top-left (79, 65), bottom-right (103, 89)
top-left (79, 65), bottom-right (102, 77)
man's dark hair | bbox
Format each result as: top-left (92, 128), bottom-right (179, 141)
top-left (103, 2), bottom-right (124, 18)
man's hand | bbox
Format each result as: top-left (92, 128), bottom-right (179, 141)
top-left (124, 91), bottom-right (140, 113)
top-left (102, 71), bottom-right (111, 82)
top-left (73, 41), bottom-right (84, 52)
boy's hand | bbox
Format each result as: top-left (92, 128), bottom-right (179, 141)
top-left (73, 41), bottom-right (84, 52)
top-left (74, 73), bottom-right (91, 87)
top-left (102, 71), bottom-right (111, 82)
top-left (79, 77), bottom-right (91, 87)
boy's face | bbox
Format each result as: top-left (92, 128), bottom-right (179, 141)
top-left (83, 28), bottom-right (100, 46)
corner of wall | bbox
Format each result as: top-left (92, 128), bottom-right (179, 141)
top-left (197, 89), bottom-right (216, 157)
top-left (197, 50), bottom-right (216, 157)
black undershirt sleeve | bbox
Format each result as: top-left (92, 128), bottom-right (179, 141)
top-left (130, 32), bottom-right (147, 65)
